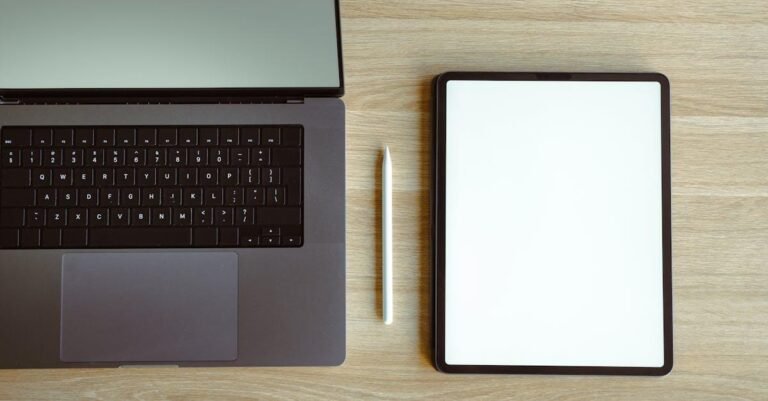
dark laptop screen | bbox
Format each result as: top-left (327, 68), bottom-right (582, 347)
top-left (0, 0), bottom-right (340, 90)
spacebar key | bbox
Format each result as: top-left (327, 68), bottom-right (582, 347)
top-left (89, 228), bottom-right (192, 248)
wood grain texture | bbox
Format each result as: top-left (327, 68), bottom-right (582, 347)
top-left (2, 0), bottom-right (767, 399)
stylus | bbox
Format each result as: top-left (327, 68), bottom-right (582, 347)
top-left (383, 146), bottom-right (394, 325)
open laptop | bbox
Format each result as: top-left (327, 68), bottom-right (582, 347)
top-left (0, 0), bottom-right (345, 368)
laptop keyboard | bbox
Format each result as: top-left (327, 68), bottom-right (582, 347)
top-left (0, 126), bottom-right (303, 249)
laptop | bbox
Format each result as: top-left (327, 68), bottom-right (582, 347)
top-left (0, 0), bottom-right (345, 368)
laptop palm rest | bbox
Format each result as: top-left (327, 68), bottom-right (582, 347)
top-left (60, 252), bottom-right (238, 363)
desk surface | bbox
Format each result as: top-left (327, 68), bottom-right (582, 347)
top-left (2, 1), bottom-right (767, 400)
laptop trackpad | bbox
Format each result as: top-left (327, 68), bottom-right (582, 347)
top-left (60, 252), bottom-right (238, 363)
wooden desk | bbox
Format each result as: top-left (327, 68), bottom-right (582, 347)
top-left (2, 1), bottom-right (767, 399)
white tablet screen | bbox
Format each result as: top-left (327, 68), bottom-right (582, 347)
top-left (444, 80), bottom-right (664, 367)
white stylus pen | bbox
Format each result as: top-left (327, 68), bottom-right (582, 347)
top-left (383, 146), bottom-right (393, 325)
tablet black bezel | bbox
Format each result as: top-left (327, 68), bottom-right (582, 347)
top-left (432, 71), bottom-right (672, 375)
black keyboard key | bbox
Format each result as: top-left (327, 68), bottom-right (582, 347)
top-left (266, 187), bottom-right (285, 206)
top-left (284, 167), bottom-right (302, 206)
top-left (89, 228), bottom-right (192, 248)
top-left (75, 128), bottom-right (94, 146)
top-left (163, 188), bottom-right (182, 206)
top-left (148, 149), bottom-right (166, 166)
top-left (152, 208), bottom-right (172, 226)
top-left (143, 188), bottom-right (161, 206)
top-left (240, 231), bottom-right (258, 247)
top-left (137, 128), bottom-right (156, 145)
top-left (1, 189), bottom-right (34, 207)
top-left (169, 148), bottom-right (187, 166)
top-left (158, 128), bottom-right (177, 146)
top-left (231, 148), bottom-right (249, 166)
top-left (178, 168), bottom-right (197, 186)
top-left (47, 209), bottom-right (66, 227)
top-left (200, 168), bottom-right (218, 185)
top-left (61, 228), bottom-right (88, 248)
top-left (36, 188), bottom-right (57, 207)
top-left (220, 128), bottom-right (238, 146)
top-left (68, 208), bottom-right (87, 226)
top-left (20, 228), bottom-right (40, 247)
top-left (245, 188), bottom-right (265, 206)
top-left (111, 208), bottom-right (130, 226)
top-left (95, 168), bottom-right (113, 186)
top-left (241, 127), bottom-right (259, 145)
top-left (23, 149), bottom-right (41, 167)
top-left (2, 149), bottom-right (21, 167)
top-left (26, 209), bottom-right (45, 227)
top-left (173, 208), bottom-right (192, 226)
top-left (2, 169), bottom-right (31, 187)
top-left (127, 149), bottom-right (146, 166)
top-left (251, 148), bottom-right (270, 166)
top-left (122, 188), bottom-right (141, 206)
top-left (219, 227), bottom-right (238, 247)
top-left (179, 128), bottom-right (197, 146)
top-left (222, 168), bottom-right (238, 186)
top-left (184, 188), bottom-right (203, 206)
top-left (261, 128), bottom-right (280, 145)
top-left (225, 187), bottom-right (243, 205)
top-left (260, 236), bottom-right (280, 246)
top-left (132, 208), bottom-right (151, 226)
top-left (33, 128), bottom-right (52, 146)
top-left (89, 209), bottom-right (109, 227)
top-left (54, 128), bottom-right (74, 146)
top-left (115, 128), bottom-right (135, 146)
top-left (85, 149), bottom-right (104, 166)
top-left (101, 188), bottom-right (119, 206)
top-left (241, 168), bottom-right (259, 185)
top-left (79, 189), bottom-right (99, 206)
top-left (106, 149), bottom-right (124, 166)
top-left (136, 168), bottom-right (157, 186)
top-left (2, 127), bottom-right (31, 147)
top-left (0, 208), bottom-right (24, 227)
top-left (41, 229), bottom-right (60, 247)
top-left (284, 236), bottom-right (302, 246)
top-left (205, 187), bottom-right (223, 206)
top-left (261, 167), bottom-right (280, 185)
top-left (272, 148), bottom-right (301, 166)
top-left (52, 168), bottom-right (72, 186)
top-left (199, 128), bottom-right (218, 145)
top-left (43, 149), bottom-right (63, 167)
top-left (95, 128), bottom-right (115, 146)
top-left (210, 148), bottom-right (228, 166)
top-left (64, 149), bottom-right (84, 167)
top-left (235, 207), bottom-right (254, 225)
top-left (190, 149), bottom-right (207, 165)
top-left (215, 207), bottom-right (233, 225)
top-left (0, 229), bottom-right (19, 248)
top-left (158, 168), bottom-right (176, 185)
top-left (194, 207), bottom-right (213, 225)
top-left (115, 168), bottom-right (135, 186)
top-left (32, 168), bottom-right (52, 187)
top-left (281, 127), bottom-right (302, 146)
top-left (73, 168), bottom-right (93, 186)
top-left (59, 189), bottom-right (78, 207)
top-left (257, 207), bottom-right (301, 225)
top-left (193, 227), bottom-right (217, 246)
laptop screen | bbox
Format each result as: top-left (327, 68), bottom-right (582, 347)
top-left (0, 0), bottom-right (341, 91)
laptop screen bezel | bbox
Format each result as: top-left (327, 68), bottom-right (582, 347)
top-left (0, 0), bottom-right (344, 102)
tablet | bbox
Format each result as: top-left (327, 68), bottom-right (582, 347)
top-left (432, 72), bottom-right (672, 375)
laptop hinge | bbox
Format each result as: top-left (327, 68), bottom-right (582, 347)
top-left (0, 96), bottom-right (21, 105)
top-left (0, 95), bottom-right (304, 105)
